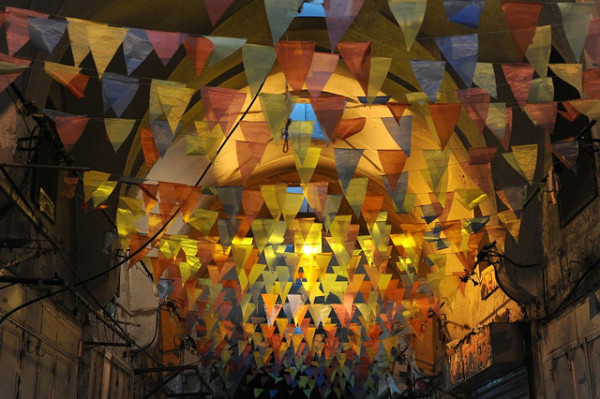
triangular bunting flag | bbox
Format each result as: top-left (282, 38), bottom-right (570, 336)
top-left (558, 3), bottom-right (593, 62)
top-left (334, 148), bottom-right (364, 191)
top-left (242, 44), bottom-right (276, 97)
top-left (378, 149), bottom-right (407, 191)
top-left (443, 0), bottom-right (485, 29)
top-left (311, 95), bottom-right (346, 143)
top-left (122, 28), bottom-right (154, 75)
top-left (382, 116), bottom-right (412, 156)
top-left (145, 29), bottom-right (188, 66)
top-left (410, 60), bottom-right (446, 102)
top-left (260, 93), bottom-right (295, 143)
top-left (28, 17), bottom-right (67, 54)
top-left (102, 72), bottom-right (139, 117)
top-left (501, 1), bottom-right (542, 62)
top-left (502, 144), bottom-right (538, 185)
top-left (44, 61), bottom-right (89, 99)
top-left (104, 118), bottom-right (136, 152)
top-left (206, 35), bottom-right (247, 66)
top-left (335, 118), bottom-right (366, 140)
top-left (86, 24), bottom-right (128, 77)
top-left (306, 52), bottom-right (339, 99)
top-left (338, 41), bottom-right (371, 95)
top-left (428, 103), bottom-right (461, 149)
top-left (473, 63), bottom-right (497, 97)
top-left (183, 36), bottom-right (214, 76)
top-left (502, 63), bottom-right (534, 110)
top-left (435, 34), bottom-right (478, 87)
top-left (324, 0), bottom-right (366, 50)
top-left (201, 86), bottom-right (247, 135)
top-left (5, 7), bottom-right (48, 56)
top-left (203, 0), bottom-right (235, 26)
top-left (264, 0), bottom-right (302, 44)
top-left (525, 102), bottom-right (557, 133)
top-left (388, 0), bottom-right (427, 51)
top-left (275, 41), bottom-right (315, 92)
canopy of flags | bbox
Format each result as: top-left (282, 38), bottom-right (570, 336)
top-left (2, 1), bottom-right (597, 397)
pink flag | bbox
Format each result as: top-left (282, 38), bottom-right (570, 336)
top-left (54, 115), bottom-right (89, 153)
top-left (146, 29), bottom-right (188, 66)
top-left (583, 68), bottom-right (600, 98)
top-left (324, 0), bottom-right (366, 50)
top-left (201, 86), bottom-right (247, 134)
top-left (275, 41), bottom-right (315, 92)
top-left (306, 52), bottom-right (339, 98)
top-left (5, 7), bottom-right (48, 56)
top-left (502, 64), bottom-right (534, 110)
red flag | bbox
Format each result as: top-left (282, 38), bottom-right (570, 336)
top-left (183, 36), bottom-right (214, 75)
top-left (502, 64), bottom-right (534, 110)
top-left (338, 41), bottom-right (371, 95)
top-left (201, 86), bottom-right (247, 134)
top-left (0, 53), bottom-right (30, 94)
top-left (275, 41), bottom-right (315, 92)
top-left (203, 0), bottom-right (234, 26)
top-left (306, 52), bottom-right (339, 98)
top-left (311, 95), bottom-right (346, 143)
top-left (501, 2), bottom-right (542, 62)
top-left (428, 103), bottom-right (461, 149)
top-left (54, 115), bottom-right (89, 153)
top-left (5, 7), bottom-right (48, 56)
top-left (558, 101), bottom-right (581, 122)
top-left (335, 118), bottom-right (366, 140)
top-left (468, 147), bottom-right (497, 165)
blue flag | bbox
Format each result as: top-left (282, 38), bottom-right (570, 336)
top-left (443, 0), bottom-right (485, 29)
top-left (150, 120), bottom-right (175, 157)
top-left (383, 173), bottom-right (409, 213)
top-left (28, 18), bottom-right (68, 54)
top-left (435, 34), bottom-right (478, 87)
top-left (382, 116), bottom-right (412, 157)
top-left (410, 60), bottom-right (446, 102)
top-left (122, 28), bottom-right (154, 75)
top-left (334, 148), bottom-right (364, 191)
top-left (102, 72), bottom-right (140, 117)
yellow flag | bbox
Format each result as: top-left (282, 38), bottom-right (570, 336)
top-left (104, 118), bottom-right (136, 152)
top-left (86, 24), bottom-right (128, 77)
top-left (525, 26), bottom-right (551, 78)
top-left (502, 144), bottom-right (538, 185)
top-left (67, 18), bottom-right (105, 66)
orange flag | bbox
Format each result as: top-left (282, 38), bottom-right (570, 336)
top-left (44, 62), bottom-right (89, 99)
top-left (386, 102), bottom-right (408, 123)
top-left (377, 149), bottom-right (408, 191)
top-left (311, 95), bottom-right (346, 143)
top-left (428, 103), bottom-right (461, 149)
top-left (338, 41), bottom-right (371, 95)
top-left (140, 128), bottom-right (160, 169)
top-left (502, 64), bottom-right (534, 110)
top-left (306, 52), bottom-right (339, 98)
top-left (501, 2), bottom-right (542, 62)
top-left (335, 118), bottom-right (366, 140)
top-left (236, 141), bottom-right (260, 184)
top-left (275, 41), bottom-right (316, 92)
top-left (583, 68), bottom-right (600, 98)
top-left (240, 121), bottom-right (273, 143)
top-left (183, 36), bottom-right (214, 76)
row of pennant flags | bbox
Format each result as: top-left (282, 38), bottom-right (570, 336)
top-left (4, 1), bottom-right (600, 397)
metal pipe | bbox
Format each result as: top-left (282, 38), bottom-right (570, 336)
top-left (0, 162), bottom-right (90, 172)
